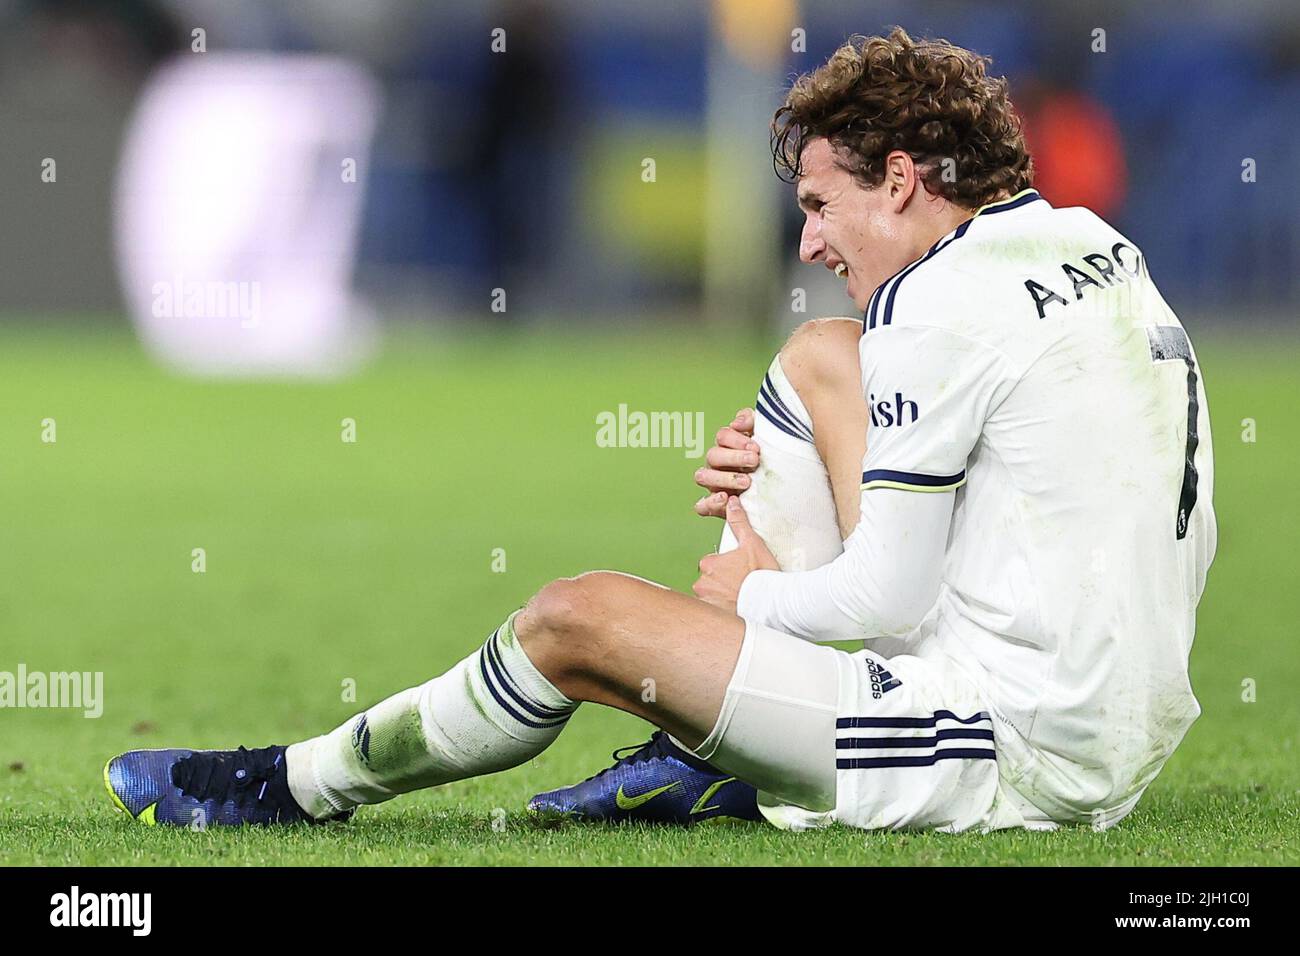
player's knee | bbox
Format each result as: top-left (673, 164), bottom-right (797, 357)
top-left (778, 317), bottom-right (862, 403)
top-left (519, 578), bottom-right (581, 641)
top-left (517, 572), bottom-right (617, 654)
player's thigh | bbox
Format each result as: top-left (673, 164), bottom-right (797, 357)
top-left (517, 571), bottom-right (746, 747)
top-left (696, 621), bottom-right (843, 813)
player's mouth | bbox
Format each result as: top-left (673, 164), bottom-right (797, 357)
top-left (827, 259), bottom-right (853, 299)
top-left (832, 261), bottom-right (854, 299)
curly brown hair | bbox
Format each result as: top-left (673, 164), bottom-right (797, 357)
top-left (772, 27), bottom-right (1033, 208)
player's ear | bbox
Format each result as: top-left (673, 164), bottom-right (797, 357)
top-left (884, 150), bottom-right (916, 211)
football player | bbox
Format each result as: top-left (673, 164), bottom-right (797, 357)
top-left (106, 28), bottom-right (1215, 834)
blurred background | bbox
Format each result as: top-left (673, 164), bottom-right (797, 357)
top-left (1, 0), bottom-right (1297, 350)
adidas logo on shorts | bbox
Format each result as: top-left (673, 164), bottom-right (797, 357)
top-left (866, 658), bottom-right (902, 699)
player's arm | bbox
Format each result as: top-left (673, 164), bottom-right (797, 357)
top-left (737, 483), bottom-right (952, 640)
top-left (735, 325), bottom-right (1013, 643)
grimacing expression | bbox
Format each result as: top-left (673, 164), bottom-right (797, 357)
top-left (795, 138), bottom-right (914, 311)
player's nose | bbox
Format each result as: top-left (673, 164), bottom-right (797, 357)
top-left (799, 223), bottom-right (825, 264)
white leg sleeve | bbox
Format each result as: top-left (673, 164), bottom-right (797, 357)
top-left (718, 354), bottom-right (844, 574)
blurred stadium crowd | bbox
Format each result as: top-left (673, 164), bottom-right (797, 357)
top-left (1, 0), bottom-right (1297, 332)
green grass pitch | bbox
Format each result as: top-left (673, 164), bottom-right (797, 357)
top-left (0, 323), bottom-right (1295, 866)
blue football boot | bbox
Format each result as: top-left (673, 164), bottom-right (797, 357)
top-left (103, 745), bottom-right (345, 827)
top-left (528, 731), bottom-right (762, 824)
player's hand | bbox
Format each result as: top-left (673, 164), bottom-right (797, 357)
top-left (693, 496), bottom-right (779, 613)
top-left (694, 408), bottom-right (761, 518)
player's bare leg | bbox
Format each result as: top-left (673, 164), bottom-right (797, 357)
top-left (513, 573), bottom-right (744, 744)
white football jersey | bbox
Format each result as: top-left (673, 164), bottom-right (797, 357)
top-left (857, 188), bottom-right (1217, 823)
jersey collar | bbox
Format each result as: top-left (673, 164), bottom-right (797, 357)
top-left (971, 187), bottom-right (1045, 218)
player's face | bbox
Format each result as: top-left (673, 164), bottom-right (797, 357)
top-left (796, 137), bottom-right (912, 310)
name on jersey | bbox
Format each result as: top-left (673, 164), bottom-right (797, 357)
top-left (869, 391), bottom-right (919, 428)
top-left (1024, 241), bottom-right (1145, 319)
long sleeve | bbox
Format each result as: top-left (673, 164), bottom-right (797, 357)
top-left (737, 484), bottom-right (954, 640)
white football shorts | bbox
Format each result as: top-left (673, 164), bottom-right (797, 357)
top-left (695, 620), bottom-right (1051, 832)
